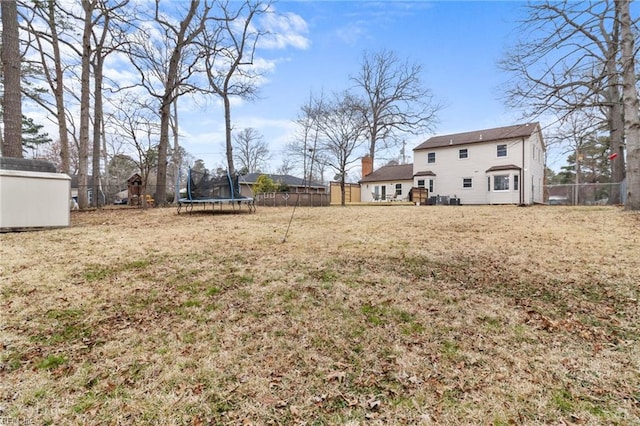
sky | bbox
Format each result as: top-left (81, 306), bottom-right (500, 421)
top-left (17, 0), bottom-right (545, 179)
top-left (174, 0), bottom-right (536, 177)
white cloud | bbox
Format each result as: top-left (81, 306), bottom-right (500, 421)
top-left (259, 11), bottom-right (310, 50)
top-left (334, 22), bottom-right (370, 46)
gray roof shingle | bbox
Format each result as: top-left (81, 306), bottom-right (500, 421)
top-left (414, 123), bottom-right (540, 151)
top-left (359, 164), bottom-right (414, 183)
top-left (486, 164), bottom-right (522, 172)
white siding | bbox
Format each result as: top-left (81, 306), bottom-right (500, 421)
top-left (361, 180), bottom-right (413, 202)
top-left (525, 129), bottom-right (546, 204)
top-left (1, 170), bottom-right (71, 230)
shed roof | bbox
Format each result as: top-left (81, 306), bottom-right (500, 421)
top-left (414, 122), bottom-right (540, 151)
top-left (127, 173), bottom-right (142, 183)
top-left (360, 164), bottom-right (414, 183)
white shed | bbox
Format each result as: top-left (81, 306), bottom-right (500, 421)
top-left (0, 158), bottom-right (71, 232)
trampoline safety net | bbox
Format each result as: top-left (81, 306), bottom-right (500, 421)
top-left (186, 169), bottom-right (242, 200)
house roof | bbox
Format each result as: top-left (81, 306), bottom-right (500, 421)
top-left (414, 122), bottom-right (540, 151)
top-left (486, 164), bottom-right (522, 172)
top-left (360, 163), bottom-right (414, 183)
top-left (414, 170), bottom-right (436, 177)
top-left (241, 173), bottom-right (325, 188)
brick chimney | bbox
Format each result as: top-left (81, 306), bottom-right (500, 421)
top-left (362, 155), bottom-right (373, 178)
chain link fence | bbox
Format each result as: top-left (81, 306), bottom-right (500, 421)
top-left (545, 181), bottom-right (626, 205)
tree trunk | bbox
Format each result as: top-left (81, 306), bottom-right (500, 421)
top-left (155, 96), bottom-right (171, 207)
top-left (604, 17), bottom-right (625, 204)
top-left (155, 35), bottom-right (183, 208)
top-left (78, 0), bottom-right (93, 209)
top-left (171, 96), bottom-right (180, 204)
top-left (1, 0), bottom-right (23, 158)
top-left (152, 0), bottom-right (203, 208)
top-left (618, 0), bottom-right (640, 210)
top-left (607, 97), bottom-right (625, 203)
top-left (340, 158), bottom-right (347, 206)
top-left (368, 127), bottom-right (377, 166)
top-left (92, 51), bottom-right (104, 208)
top-left (101, 114), bottom-right (109, 204)
top-left (46, 1), bottom-right (71, 173)
top-left (224, 95), bottom-right (235, 175)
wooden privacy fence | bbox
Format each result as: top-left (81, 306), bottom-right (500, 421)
top-left (329, 182), bottom-right (361, 204)
top-left (253, 192), bottom-right (330, 207)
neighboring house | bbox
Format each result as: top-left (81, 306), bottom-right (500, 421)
top-left (412, 122), bottom-right (545, 205)
top-left (359, 156), bottom-right (414, 202)
top-left (239, 173), bottom-right (327, 197)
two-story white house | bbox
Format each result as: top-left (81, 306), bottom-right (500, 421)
top-left (412, 123), bottom-right (545, 205)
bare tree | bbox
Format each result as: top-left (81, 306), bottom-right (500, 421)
top-left (107, 96), bottom-right (160, 208)
top-left (127, 0), bottom-right (211, 206)
top-left (233, 127), bottom-right (269, 173)
top-left (287, 91), bottom-right (324, 188)
top-left (276, 157), bottom-right (294, 175)
top-left (90, 0), bottom-right (129, 207)
top-left (75, 0), bottom-right (95, 209)
top-left (312, 153), bottom-right (328, 185)
top-left (20, 0), bottom-right (74, 172)
top-left (548, 113), bottom-right (600, 204)
top-left (200, 0), bottom-right (270, 175)
top-left (1, 0), bottom-right (23, 157)
top-left (106, 153), bottom-right (137, 200)
top-left (617, 0), bottom-right (640, 210)
top-left (350, 49), bottom-right (441, 166)
top-left (316, 91), bottom-right (368, 206)
top-left (500, 1), bottom-right (627, 203)
top-left (34, 139), bottom-right (80, 174)
top-left (34, 0), bottom-right (103, 208)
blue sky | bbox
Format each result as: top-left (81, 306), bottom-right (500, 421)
top-left (15, 1), bottom-right (536, 177)
top-left (177, 1), bottom-right (535, 176)
top-left (182, 0), bottom-right (525, 176)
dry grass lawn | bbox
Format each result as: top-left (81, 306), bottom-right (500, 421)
top-left (1, 204), bottom-right (639, 425)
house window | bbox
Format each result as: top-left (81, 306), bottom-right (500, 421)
top-left (494, 175), bottom-right (509, 191)
top-left (497, 144), bottom-right (507, 157)
top-left (487, 177), bottom-right (491, 191)
top-left (459, 148), bottom-right (468, 159)
top-left (429, 179), bottom-right (434, 193)
top-left (417, 179), bottom-right (425, 188)
top-left (395, 183), bottom-right (402, 195)
top-left (514, 175), bottom-right (519, 191)
top-left (427, 152), bottom-right (436, 163)
top-left (462, 178), bottom-right (472, 188)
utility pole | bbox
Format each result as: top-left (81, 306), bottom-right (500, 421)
top-left (308, 148), bottom-right (315, 192)
top-left (575, 150), bottom-right (582, 205)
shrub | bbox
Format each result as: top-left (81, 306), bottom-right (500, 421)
top-left (253, 175), bottom-right (277, 193)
